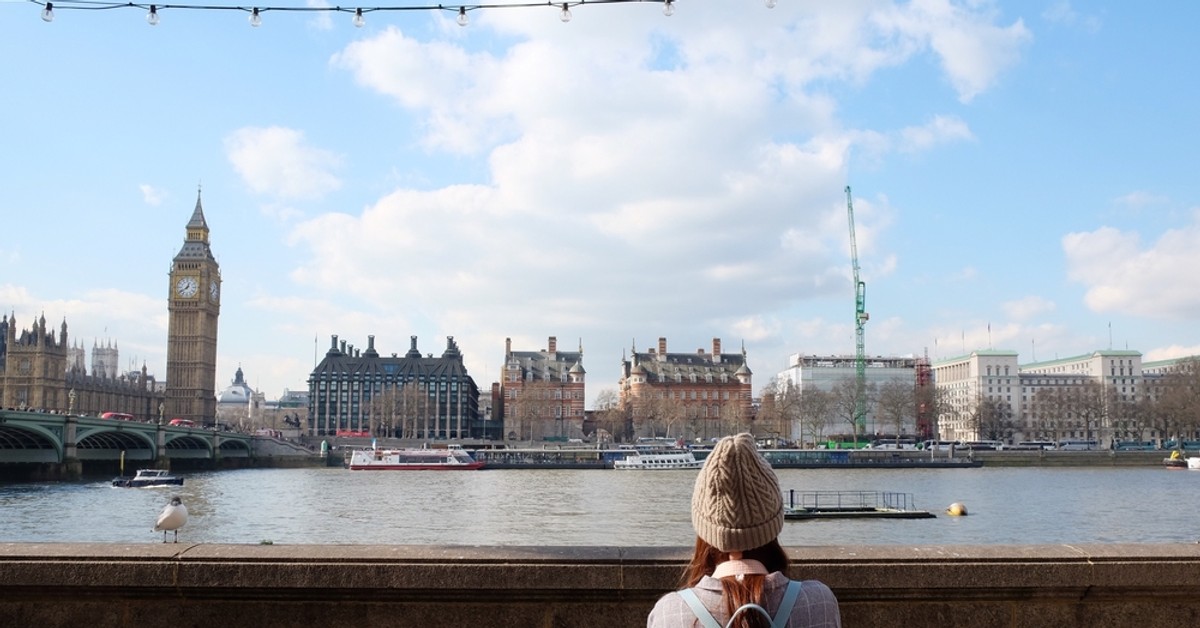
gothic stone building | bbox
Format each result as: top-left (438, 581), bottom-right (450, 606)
top-left (0, 313), bottom-right (164, 419)
top-left (619, 337), bottom-right (752, 441)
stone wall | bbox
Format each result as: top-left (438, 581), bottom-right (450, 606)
top-left (1, 544), bottom-right (1198, 627)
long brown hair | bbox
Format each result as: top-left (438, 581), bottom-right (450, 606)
top-left (680, 537), bottom-right (790, 628)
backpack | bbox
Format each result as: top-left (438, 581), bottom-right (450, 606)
top-left (677, 580), bottom-right (802, 628)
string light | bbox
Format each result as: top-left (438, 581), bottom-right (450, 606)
top-left (24, 0), bottom-right (720, 27)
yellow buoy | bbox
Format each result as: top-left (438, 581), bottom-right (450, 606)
top-left (946, 502), bottom-right (968, 516)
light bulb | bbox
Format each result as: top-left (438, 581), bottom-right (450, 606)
top-left (662, 0), bottom-right (674, 17)
top-left (249, 7), bottom-right (261, 27)
top-left (41, 2), bottom-right (54, 22)
top-left (146, 5), bottom-right (159, 25)
top-left (559, 3), bottom-right (571, 22)
top-left (353, 8), bottom-right (364, 27)
top-left (456, 6), bottom-right (468, 26)
top-left (765, 0), bottom-right (777, 7)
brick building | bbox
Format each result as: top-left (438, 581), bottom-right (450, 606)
top-left (498, 336), bottom-right (586, 441)
top-left (618, 337), bottom-right (752, 441)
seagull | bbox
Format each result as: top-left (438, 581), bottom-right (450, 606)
top-left (154, 496), bottom-right (188, 543)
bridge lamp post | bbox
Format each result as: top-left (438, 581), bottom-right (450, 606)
top-left (68, 388), bottom-right (76, 415)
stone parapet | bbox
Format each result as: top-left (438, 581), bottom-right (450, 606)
top-left (1, 543), bottom-right (1198, 627)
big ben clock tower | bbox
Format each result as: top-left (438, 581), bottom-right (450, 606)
top-left (165, 189), bottom-right (221, 424)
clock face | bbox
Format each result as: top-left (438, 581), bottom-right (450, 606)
top-left (176, 276), bottom-right (199, 298)
top-left (18, 358), bottom-right (31, 374)
top-left (209, 282), bottom-right (219, 302)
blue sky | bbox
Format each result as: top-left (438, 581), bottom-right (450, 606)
top-left (3, 1), bottom-right (1198, 407)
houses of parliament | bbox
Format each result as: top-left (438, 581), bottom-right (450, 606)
top-left (0, 192), bottom-right (221, 423)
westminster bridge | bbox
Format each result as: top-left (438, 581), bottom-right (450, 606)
top-left (0, 409), bottom-right (318, 480)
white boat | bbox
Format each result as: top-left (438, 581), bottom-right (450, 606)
top-left (613, 450), bottom-right (703, 470)
top-left (347, 447), bottom-right (485, 470)
top-left (112, 468), bottom-right (184, 488)
top-left (1188, 457), bottom-right (1200, 470)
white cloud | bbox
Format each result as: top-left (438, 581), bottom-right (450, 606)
top-left (290, 2), bottom-right (1036, 395)
top-left (1143, 344), bottom-right (1200, 363)
top-left (224, 127), bottom-right (343, 200)
top-left (897, 115), bottom-right (974, 152)
top-left (1064, 213), bottom-right (1200, 320)
top-left (139, 184), bottom-right (166, 206)
top-left (1003, 296), bottom-right (1056, 322)
top-left (1042, 1), bottom-right (1102, 33)
top-left (1113, 191), bottom-right (1168, 208)
top-left (875, 0), bottom-right (1032, 102)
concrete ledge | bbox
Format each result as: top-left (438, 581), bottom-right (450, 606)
top-left (2, 543), bottom-right (1200, 627)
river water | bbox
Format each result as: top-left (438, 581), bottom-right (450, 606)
top-left (1, 466), bottom-right (1196, 546)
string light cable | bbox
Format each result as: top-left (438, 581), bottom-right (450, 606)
top-left (22, 0), bottom-right (779, 27)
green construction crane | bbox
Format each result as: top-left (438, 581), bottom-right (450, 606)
top-left (845, 186), bottom-right (869, 439)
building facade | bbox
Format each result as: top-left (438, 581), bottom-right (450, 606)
top-left (775, 353), bottom-right (929, 442)
top-left (306, 335), bottom-right (485, 439)
top-left (932, 349), bottom-right (1198, 446)
top-left (498, 336), bottom-right (586, 441)
top-left (165, 191), bottom-right (221, 424)
top-left (0, 313), bottom-right (163, 419)
top-left (618, 337), bottom-right (752, 441)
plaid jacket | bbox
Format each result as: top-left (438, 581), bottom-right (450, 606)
top-left (647, 572), bottom-right (841, 628)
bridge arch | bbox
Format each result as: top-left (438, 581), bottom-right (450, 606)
top-left (0, 423), bottom-right (63, 463)
top-left (75, 427), bottom-right (157, 461)
top-left (164, 434), bottom-right (214, 459)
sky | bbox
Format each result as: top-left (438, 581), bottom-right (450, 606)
top-left (3, 0), bottom-right (1199, 408)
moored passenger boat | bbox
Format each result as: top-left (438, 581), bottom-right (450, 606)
top-left (612, 449), bottom-right (702, 470)
top-left (348, 447), bottom-right (485, 470)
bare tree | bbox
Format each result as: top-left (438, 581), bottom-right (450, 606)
top-left (797, 388), bottom-right (833, 447)
top-left (1028, 387), bottom-right (1069, 444)
top-left (831, 378), bottom-right (871, 446)
top-left (973, 397), bottom-right (1016, 442)
top-left (874, 378), bottom-right (914, 444)
top-left (592, 388), bottom-right (624, 444)
top-left (1153, 358), bottom-right (1200, 446)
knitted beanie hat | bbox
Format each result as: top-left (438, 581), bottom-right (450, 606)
top-left (691, 433), bottom-right (783, 553)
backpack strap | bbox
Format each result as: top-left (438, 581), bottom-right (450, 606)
top-left (770, 580), bottom-right (803, 628)
top-left (677, 589), bottom-right (722, 628)
top-left (678, 580), bottom-right (802, 628)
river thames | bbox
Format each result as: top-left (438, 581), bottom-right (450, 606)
top-left (1, 466), bottom-right (1196, 546)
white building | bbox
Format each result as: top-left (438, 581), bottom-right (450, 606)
top-left (776, 353), bottom-right (926, 440)
top-left (934, 349), bottom-right (1195, 446)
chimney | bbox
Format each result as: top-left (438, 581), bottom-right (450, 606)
top-left (713, 338), bottom-right (722, 363)
top-left (340, 340), bottom-right (347, 354)
top-left (368, 335), bottom-right (375, 351)
top-left (658, 337), bottom-right (667, 356)
top-left (505, 337), bottom-right (512, 356)
top-left (548, 336), bottom-right (557, 354)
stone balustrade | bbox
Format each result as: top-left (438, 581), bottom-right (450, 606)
top-left (1, 543), bottom-right (1199, 626)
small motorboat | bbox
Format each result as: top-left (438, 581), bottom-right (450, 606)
top-left (112, 468), bottom-right (185, 488)
top-left (1164, 451), bottom-right (1188, 469)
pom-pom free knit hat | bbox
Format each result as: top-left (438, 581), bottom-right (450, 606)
top-left (691, 433), bottom-right (783, 553)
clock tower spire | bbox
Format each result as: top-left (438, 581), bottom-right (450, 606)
top-left (165, 187), bottom-right (221, 424)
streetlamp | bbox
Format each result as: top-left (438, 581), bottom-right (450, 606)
top-left (158, 402), bottom-right (165, 426)
top-left (68, 388), bottom-right (76, 415)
